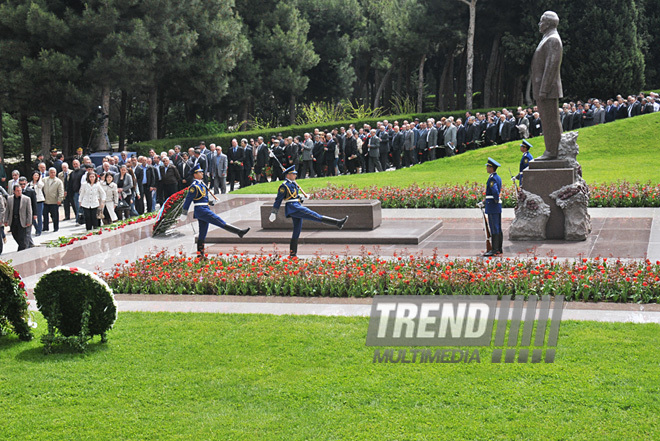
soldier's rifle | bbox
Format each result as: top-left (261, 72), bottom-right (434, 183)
top-left (269, 150), bottom-right (309, 199)
top-left (479, 203), bottom-right (492, 253)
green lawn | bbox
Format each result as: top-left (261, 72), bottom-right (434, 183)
top-left (2, 313), bottom-right (659, 440)
top-left (235, 111), bottom-right (660, 194)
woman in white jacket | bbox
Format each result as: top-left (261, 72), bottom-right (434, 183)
top-left (28, 171), bottom-right (45, 235)
top-left (79, 171), bottom-right (105, 230)
top-left (100, 172), bottom-right (119, 224)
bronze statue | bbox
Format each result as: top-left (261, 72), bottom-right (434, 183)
top-left (531, 11), bottom-right (563, 160)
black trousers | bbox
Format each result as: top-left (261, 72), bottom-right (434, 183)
top-left (83, 207), bottom-right (99, 231)
top-left (63, 195), bottom-right (72, 219)
top-left (43, 203), bottom-right (60, 231)
top-left (11, 222), bottom-right (27, 251)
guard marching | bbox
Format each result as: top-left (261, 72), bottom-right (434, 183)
top-left (270, 166), bottom-right (348, 257)
top-left (513, 139), bottom-right (534, 186)
top-left (479, 158), bottom-right (503, 256)
top-left (181, 164), bottom-right (249, 257)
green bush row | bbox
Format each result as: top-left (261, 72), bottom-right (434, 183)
top-left (129, 107), bottom-right (498, 156)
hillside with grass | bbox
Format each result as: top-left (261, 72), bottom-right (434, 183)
top-left (235, 111), bottom-right (660, 194)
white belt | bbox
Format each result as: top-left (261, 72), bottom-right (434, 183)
top-left (486, 196), bottom-right (494, 199)
top-left (285, 199), bottom-right (301, 204)
top-left (194, 202), bottom-right (208, 206)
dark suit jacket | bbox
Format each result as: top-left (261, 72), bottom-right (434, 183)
top-left (228, 147), bottom-right (244, 170)
top-left (605, 106), bottom-right (617, 123)
top-left (255, 144), bottom-right (269, 168)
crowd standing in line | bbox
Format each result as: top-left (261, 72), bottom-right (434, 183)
top-left (0, 92), bottom-right (656, 253)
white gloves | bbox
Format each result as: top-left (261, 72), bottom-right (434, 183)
top-left (179, 213), bottom-right (188, 223)
top-left (511, 176), bottom-right (517, 182)
top-left (477, 201), bottom-right (484, 209)
top-left (269, 213), bottom-right (277, 222)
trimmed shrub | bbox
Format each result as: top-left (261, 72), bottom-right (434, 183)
top-left (34, 267), bottom-right (117, 352)
top-left (0, 261), bottom-right (33, 341)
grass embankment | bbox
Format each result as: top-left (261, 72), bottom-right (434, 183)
top-left (2, 313), bottom-right (659, 439)
top-left (235, 111), bottom-right (660, 195)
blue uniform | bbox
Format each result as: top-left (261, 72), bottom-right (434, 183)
top-left (485, 172), bottom-right (502, 235)
top-left (272, 179), bottom-right (323, 239)
top-left (182, 179), bottom-right (226, 241)
top-left (515, 151), bottom-right (533, 184)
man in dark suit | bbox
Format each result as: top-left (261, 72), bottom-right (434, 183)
top-left (241, 139), bottom-right (254, 187)
top-left (390, 126), bottom-right (403, 169)
top-left (485, 116), bottom-right (498, 146)
top-left (227, 139), bottom-right (244, 191)
top-left (581, 103), bottom-right (594, 127)
top-left (456, 119), bottom-right (466, 154)
top-left (415, 122), bottom-right (428, 163)
top-left (531, 112), bottom-right (543, 137)
top-left (627, 95), bottom-right (642, 117)
top-left (254, 137), bottom-right (270, 183)
top-left (605, 99), bottom-right (617, 123)
top-left (426, 120), bottom-right (438, 161)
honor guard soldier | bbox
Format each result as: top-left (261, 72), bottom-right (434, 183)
top-left (181, 164), bottom-right (249, 257)
top-left (478, 158), bottom-right (503, 256)
top-left (270, 165), bottom-right (348, 257)
top-left (513, 140), bottom-right (534, 185)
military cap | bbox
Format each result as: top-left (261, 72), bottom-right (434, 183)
top-left (485, 157), bottom-right (501, 168)
top-left (521, 140), bottom-right (533, 150)
top-left (284, 165), bottom-right (297, 175)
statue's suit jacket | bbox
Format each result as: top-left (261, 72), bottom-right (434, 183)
top-left (531, 30), bottom-right (563, 100)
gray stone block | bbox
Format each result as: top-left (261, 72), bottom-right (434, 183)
top-left (522, 168), bottom-right (575, 239)
top-left (261, 199), bottom-right (382, 230)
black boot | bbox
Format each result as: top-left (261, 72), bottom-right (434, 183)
top-left (483, 244), bottom-right (495, 257)
top-left (196, 240), bottom-right (206, 259)
top-left (495, 233), bottom-right (504, 256)
top-left (289, 238), bottom-right (298, 258)
top-left (223, 223), bottom-right (250, 238)
top-left (320, 215), bottom-right (349, 230)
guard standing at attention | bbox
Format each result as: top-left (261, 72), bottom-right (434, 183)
top-left (181, 164), bottom-right (249, 257)
top-left (513, 140), bottom-right (534, 186)
top-left (479, 158), bottom-right (503, 256)
top-left (270, 165), bottom-right (348, 257)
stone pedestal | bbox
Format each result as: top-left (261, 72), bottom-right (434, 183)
top-left (260, 199), bottom-right (382, 230)
top-left (522, 161), bottom-right (575, 240)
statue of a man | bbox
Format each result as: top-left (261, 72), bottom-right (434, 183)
top-left (531, 11), bottom-right (563, 160)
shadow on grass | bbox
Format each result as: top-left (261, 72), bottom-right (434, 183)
top-left (16, 339), bottom-right (109, 362)
top-left (0, 335), bottom-right (31, 351)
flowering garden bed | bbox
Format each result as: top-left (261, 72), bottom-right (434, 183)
top-left (310, 181), bottom-right (660, 209)
top-left (45, 212), bottom-right (158, 248)
top-left (101, 251), bottom-right (660, 303)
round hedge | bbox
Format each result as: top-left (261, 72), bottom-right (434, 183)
top-left (0, 261), bottom-right (32, 341)
top-left (34, 267), bottom-right (117, 341)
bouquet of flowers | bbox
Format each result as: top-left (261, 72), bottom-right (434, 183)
top-left (152, 188), bottom-right (190, 237)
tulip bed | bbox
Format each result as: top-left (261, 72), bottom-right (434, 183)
top-left (102, 251), bottom-right (660, 303)
top-left (310, 180), bottom-right (660, 209)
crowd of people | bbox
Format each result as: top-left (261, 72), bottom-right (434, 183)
top-left (0, 91), bottom-right (656, 254)
top-left (191, 92), bottom-right (659, 183)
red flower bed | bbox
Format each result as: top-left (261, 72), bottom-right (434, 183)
top-left (310, 181), bottom-right (660, 209)
top-left (101, 251), bottom-right (660, 303)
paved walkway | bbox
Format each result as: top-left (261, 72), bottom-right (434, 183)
top-left (6, 194), bottom-right (660, 323)
top-left (107, 295), bottom-right (660, 323)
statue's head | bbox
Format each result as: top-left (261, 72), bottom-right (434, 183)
top-left (539, 11), bottom-right (559, 33)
